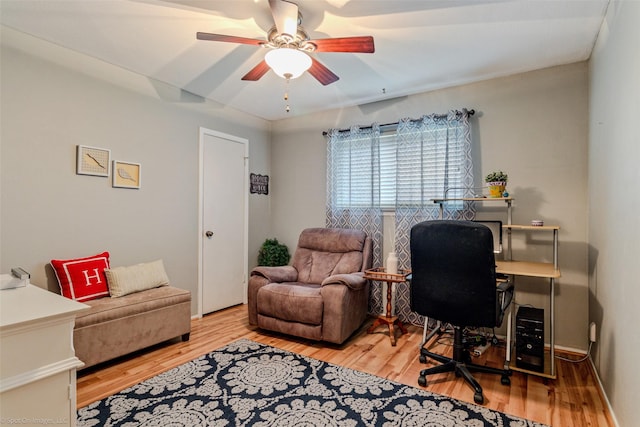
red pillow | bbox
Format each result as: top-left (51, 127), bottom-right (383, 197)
top-left (51, 252), bottom-right (111, 301)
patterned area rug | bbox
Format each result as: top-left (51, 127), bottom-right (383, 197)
top-left (78, 339), bottom-right (547, 426)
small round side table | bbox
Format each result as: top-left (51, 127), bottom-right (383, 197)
top-left (364, 267), bottom-right (410, 346)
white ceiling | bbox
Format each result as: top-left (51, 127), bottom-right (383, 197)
top-left (0, 0), bottom-right (609, 121)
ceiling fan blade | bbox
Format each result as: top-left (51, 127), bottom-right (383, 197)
top-left (308, 58), bottom-right (339, 86)
top-left (312, 36), bottom-right (375, 53)
top-left (241, 60), bottom-right (271, 81)
top-left (268, 0), bottom-right (299, 37)
top-left (196, 32), bottom-right (264, 46)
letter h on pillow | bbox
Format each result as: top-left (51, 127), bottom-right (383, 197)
top-left (51, 251), bottom-right (111, 302)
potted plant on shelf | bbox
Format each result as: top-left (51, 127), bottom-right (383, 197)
top-left (485, 171), bottom-right (508, 198)
top-left (257, 238), bottom-right (290, 266)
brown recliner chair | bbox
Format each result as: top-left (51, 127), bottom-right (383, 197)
top-left (248, 228), bottom-right (373, 344)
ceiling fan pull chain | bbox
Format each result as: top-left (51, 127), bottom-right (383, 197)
top-left (284, 77), bottom-right (291, 113)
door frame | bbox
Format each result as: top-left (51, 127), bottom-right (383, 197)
top-left (197, 127), bottom-right (249, 318)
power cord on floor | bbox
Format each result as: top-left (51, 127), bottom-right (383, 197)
top-left (555, 341), bottom-right (593, 363)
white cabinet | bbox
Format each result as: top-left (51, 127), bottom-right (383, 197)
top-left (1, 284), bottom-right (88, 427)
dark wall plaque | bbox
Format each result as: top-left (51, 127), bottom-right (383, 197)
top-left (250, 173), bottom-right (269, 195)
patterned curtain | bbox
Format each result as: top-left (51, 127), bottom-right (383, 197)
top-left (394, 110), bottom-right (476, 326)
top-left (326, 125), bottom-right (385, 315)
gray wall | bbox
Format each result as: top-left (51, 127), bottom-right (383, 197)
top-left (0, 29), bottom-right (273, 315)
top-left (4, 5), bottom-right (638, 423)
top-left (270, 62), bottom-right (590, 351)
top-left (589, 1), bottom-right (640, 426)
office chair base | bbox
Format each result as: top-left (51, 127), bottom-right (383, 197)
top-left (418, 332), bottom-right (511, 405)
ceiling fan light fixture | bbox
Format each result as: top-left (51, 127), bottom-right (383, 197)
top-left (265, 48), bottom-right (312, 80)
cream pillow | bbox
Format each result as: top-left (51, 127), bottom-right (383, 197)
top-left (105, 259), bottom-right (169, 298)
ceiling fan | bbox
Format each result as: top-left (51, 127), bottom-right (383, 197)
top-left (196, 0), bottom-right (375, 85)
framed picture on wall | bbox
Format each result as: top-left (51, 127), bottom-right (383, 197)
top-left (112, 160), bottom-right (141, 189)
top-left (76, 145), bottom-right (111, 177)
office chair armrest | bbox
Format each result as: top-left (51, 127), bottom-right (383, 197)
top-left (250, 265), bottom-right (298, 283)
top-left (496, 278), bottom-right (513, 293)
top-left (496, 277), bottom-right (514, 319)
top-left (321, 272), bottom-right (366, 290)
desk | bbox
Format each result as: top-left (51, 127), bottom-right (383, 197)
top-left (364, 268), bottom-right (410, 346)
top-left (431, 196), bottom-right (560, 379)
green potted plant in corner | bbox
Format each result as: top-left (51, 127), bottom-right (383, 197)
top-left (257, 238), bottom-right (291, 266)
top-left (485, 171), bottom-right (508, 198)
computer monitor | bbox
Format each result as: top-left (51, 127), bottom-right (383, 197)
top-left (474, 220), bottom-right (503, 254)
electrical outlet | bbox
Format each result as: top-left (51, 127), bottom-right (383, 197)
top-left (589, 322), bottom-right (597, 343)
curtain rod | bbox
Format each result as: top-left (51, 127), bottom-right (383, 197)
top-left (322, 109), bottom-right (475, 136)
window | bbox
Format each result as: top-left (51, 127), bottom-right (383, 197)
top-left (328, 115), bottom-right (471, 211)
top-left (328, 129), bottom-right (381, 209)
top-left (326, 110), bottom-right (475, 327)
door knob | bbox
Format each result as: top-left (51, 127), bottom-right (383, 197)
top-left (205, 231), bottom-right (214, 238)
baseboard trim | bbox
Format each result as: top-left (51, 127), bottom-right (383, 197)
top-left (588, 356), bottom-right (620, 427)
top-left (553, 343), bottom-right (588, 356)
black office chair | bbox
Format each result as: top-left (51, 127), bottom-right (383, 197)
top-left (410, 220), bottom-right (514, 404)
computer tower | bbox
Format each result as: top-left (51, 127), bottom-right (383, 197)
top-left (515, 306), bottom-right (544, 372)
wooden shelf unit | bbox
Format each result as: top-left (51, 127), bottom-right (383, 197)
top-left (502, 223), bottom-right (560, 379)
top-left (432, 196), bottom-right (560, 379)
top-left (432, 197), bottom-right (514, 225)
top-left (508, 349), bottom-right (556, 380)
top-left (496, 260), bottom-right (560, 279)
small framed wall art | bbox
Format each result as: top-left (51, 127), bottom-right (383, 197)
top-left (77, 145), bottom-right (111, 177)
top-left (112, 160), bottom-right (141, 189)
top-left (250, 173), bottom-right (269, 195)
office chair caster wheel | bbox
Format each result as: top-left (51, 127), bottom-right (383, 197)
top-left (501, 375), bottom-right (511, 385)
top-left (418, 376), bottom-right (427, 387)
top-left (419, 354), bottom-right (427, 364)
top-left (474, 392), bottom-right (484, 404)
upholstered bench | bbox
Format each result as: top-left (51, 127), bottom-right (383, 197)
top-left (73, 286), bottom-right (191, 369)
top-left (50, 253), bottom-right (191, 369)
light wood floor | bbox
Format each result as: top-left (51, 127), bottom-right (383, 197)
top-left (77, 304), bottom-right (613, 427)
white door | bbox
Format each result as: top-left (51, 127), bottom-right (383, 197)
top-left (199, 128), bottom-right (247, 315)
